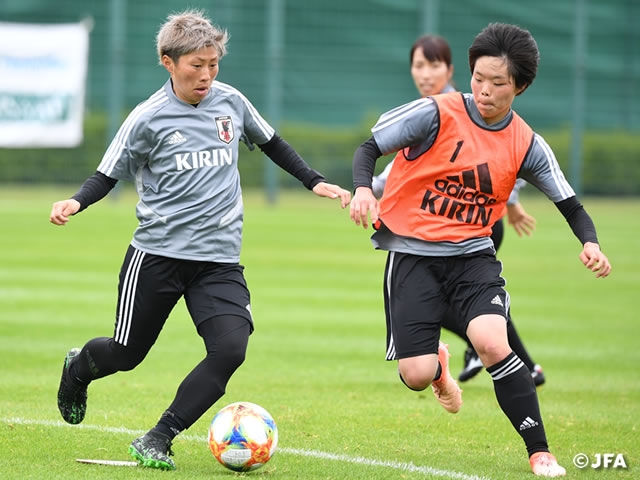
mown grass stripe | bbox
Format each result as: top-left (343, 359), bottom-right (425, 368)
top-left (2, 417), bottom-right (491, 480)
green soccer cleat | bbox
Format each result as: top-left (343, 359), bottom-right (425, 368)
top-left (129, 432), bottom-right (176, 470)
top-left (57, 348), bottom-right (88, 424)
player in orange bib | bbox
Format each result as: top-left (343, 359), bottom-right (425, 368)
top-left (372, 34), bottom-right (544, 386)
top-left (350, 23), bottom-right (611, 477)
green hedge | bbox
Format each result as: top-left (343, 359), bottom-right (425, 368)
top-left (539, 129), bottom-right (640, 196)
top-left (0, 112), bottom-right (109, 184)
top-left (1, 112), bottom-right (638, 195)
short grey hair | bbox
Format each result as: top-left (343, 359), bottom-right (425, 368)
top-left (156, 9), bottom-right (229, 64)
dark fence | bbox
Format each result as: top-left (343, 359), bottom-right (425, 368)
top-left (1, 0), bottom-right (638, 194)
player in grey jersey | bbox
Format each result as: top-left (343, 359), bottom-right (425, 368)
top-left (50, 9), bottom-right (350, 471)
top-left (350, 23), bottom-right (611, 477)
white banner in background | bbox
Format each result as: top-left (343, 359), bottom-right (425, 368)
top-left (0, 21), bottom-right (90, 148)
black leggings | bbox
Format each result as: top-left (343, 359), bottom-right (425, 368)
top-left (73, 314), bottom-right (250, 429)
top-left (167, 315), bottom-right (250, 428)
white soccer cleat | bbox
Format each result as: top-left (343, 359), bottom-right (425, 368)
top-left (458, 346), bottom-right (484, 382)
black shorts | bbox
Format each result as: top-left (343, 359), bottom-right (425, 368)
top-left (113, 245), bottom-right (253, 349)
top-left (383, 249), bottom-right (509, 360)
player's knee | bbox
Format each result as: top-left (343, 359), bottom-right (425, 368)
top-left (199, 346), bottom-right (247, 398)
top-left (474, 340), bottom-right (510, 366)
top-left (203, 316), bottom-right (250, 370)
top-left (398, 367), bottom-right (434, 391)
top-left (109, 341), bottom-right (148, 371)
top-left (215, 338), bottom-right (247, 372)
top-left (398, 355), bottom-right (439, 390)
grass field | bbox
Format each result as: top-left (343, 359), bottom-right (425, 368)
top-left (0, 185), bottom-right (638, 479)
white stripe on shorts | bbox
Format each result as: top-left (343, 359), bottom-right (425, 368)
top-left (114, 249), bottom-right (145, 346)
top-left (385, 252), bottom-right (397, 360)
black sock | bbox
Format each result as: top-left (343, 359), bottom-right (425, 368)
top-left (150, 410), bottom-right (186, 441)
top-left (68, 355), bottom-right (90, 387)
top-left (433, 363), bottom-right (442, 382)
top-left (506, 319), bottom-right (535, 371)
top-left (487, 352), bottom-right (549, 457)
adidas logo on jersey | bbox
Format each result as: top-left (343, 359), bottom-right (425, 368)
top-left (490, 295), bottom-right (503, 307)
top-left (167, 130), bottom-right (187, 145)
top-left (420, 162), bottom-right (497, 229)
top-left (519, 416), bottom-right (539, 431)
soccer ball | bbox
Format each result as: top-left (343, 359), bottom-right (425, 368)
top-left (208, 401), bottom-right (278, 472)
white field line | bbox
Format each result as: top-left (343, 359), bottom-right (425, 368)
top-left (3, 417), bottom-right (491, 480)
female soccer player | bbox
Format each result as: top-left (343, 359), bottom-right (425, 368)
top-left (350, 23), bottom-right (611, 477)
top-left (372, 33), bottom-right (545, 386)
top-left (50, 9), bottom-right (350, 470)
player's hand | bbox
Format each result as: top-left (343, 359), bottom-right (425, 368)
top-left (349, 186), bottom-right (379, 229)
top-left (506, 202), bottom-right (536, 237)
top-left (579, 242), bottom-right (611, 278)
top-left (311, 182), bottom-right (351, 208)
top-left (50, 199), bottom-right (81, 226)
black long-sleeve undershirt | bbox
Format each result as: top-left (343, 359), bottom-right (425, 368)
top-left (258, 134), bottom-right (325, 190)
top-left (554, 196), bottom-right (599, 245)
top-left (352, 136), bottom-right (383, 190)
top-left (71, 171), bottom-right (118, 212)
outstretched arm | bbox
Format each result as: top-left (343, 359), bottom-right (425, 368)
top-left (49, 171), bottom-right (117, 225)
top-left (579, 242), bottom-right (611, 278)
top-left (310, 182), bottom-right (351, 207)
top-left (555, 197), bottom-right (611, 278)
top-left (50, 199), bottom-right (81, 226)
top-left (350, 137), bottom-right (383, 228)
top-left (258, 134), bottom-right (350, 208)
top-left (520, 135), bottom-right (610, 278)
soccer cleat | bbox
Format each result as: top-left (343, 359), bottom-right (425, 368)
top-left (458, 346), bottom-right (484, 382)
top-left (129, 432), bottom-right (176, 470)
top-left (531, 364), bottom-right (546, 387)
top-left (431, 342), bottom-right (463, 413)
top-left (529, 452), bottom-right (566, 477)
top-left (57, 348), bottom-right (88, 424)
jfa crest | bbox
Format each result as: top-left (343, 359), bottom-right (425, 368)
top-left (215, 116), bottom-right (234, 144)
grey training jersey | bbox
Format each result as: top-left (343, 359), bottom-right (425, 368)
top-left (370, 93), bottom-right (575, 256)
top-left (97, 79), bottom-right (275, 262)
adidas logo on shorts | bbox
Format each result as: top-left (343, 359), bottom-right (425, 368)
top-left (490, 295), bottom-right (503, 307)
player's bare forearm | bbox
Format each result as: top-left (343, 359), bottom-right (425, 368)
top-left (506, 203), bottom-right (536, 237)
top-left (49, 199), bottom-right (81, 226)
top-left (311, 182), bottom-right (351, 208)
top-left (350, 186), bottom-right (379, 229)
top-left (579, 242), bottom-right (611, 278)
